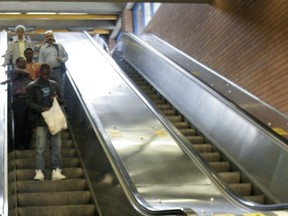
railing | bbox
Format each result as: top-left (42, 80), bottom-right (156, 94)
top-left (115, 33), bottom-right (288, 204)
top-left (0, 31), bottom-right (8, 216)
top-left (139, 33), bottom-right (288, 142)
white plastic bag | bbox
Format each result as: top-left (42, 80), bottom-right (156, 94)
top-left (41, 97), bottom-right (67, 135)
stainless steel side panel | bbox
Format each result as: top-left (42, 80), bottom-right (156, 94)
top-left (140, 34), bottom-right (288, 141)
top-left (0, 31), bottom-right (8, 216)
top-left (55, 32), bottom-right (248, 215)
top-left (117, 34), bottom-right (288, 203)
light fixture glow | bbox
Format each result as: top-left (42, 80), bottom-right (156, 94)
top-left (26, 12), bottom-right (57, 15)
top-left (0, 12), bottom-right (21, 15)
top-left (58, 13), bottom-right (88, 15)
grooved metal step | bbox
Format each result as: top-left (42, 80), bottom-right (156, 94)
top-left (16, 179), bottom-right (88, 193)
top-left (17, 204), bottom-right (95, 216)
top-left (8, 130), bottom-right (97, 216)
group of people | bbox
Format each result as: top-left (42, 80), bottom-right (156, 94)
top-left (1, 25), bottom-right (69, 181)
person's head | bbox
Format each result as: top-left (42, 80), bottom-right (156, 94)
top-left (45, 30), bottom-right (54, 44)
top-left (39, 64), bottom-right (51, 81)
top-left (16, 57), bottom-right (26, 69)
top-left (24, 48), bottom-right (34, 62)
top-left (15, 25), bottom-right (26, 40)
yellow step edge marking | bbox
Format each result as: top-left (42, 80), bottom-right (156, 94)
top-left (271, 211), bottom-right (288, 216)
top-left (243, 213), bottom-right (266, 216)
top-left (272, 127), bottom-right (288, 135)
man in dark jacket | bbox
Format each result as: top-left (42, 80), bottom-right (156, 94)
top-left (26, 63), bottom-right (66, 181)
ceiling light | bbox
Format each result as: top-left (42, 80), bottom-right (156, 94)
top-left (58, 13), bottom-right (88, 15)
top-left (0, 12), bottom-right (21, 15)
top-left (26, 12), bottom-right (57, 15)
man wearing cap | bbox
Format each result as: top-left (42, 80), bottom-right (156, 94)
top-left (38, 30), bottom-right (68, 90)
top-left (2, 25), bottom-right (34, 67)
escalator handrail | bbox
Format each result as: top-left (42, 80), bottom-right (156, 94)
top-left (115, 33), bottom-right (288, 210)
top-left (138, 33), bottom-right (288, 143)
top-left (115, 49), bottom-right (288, 212)
top-left (61, 33), bottom-right (194, 216)
top-left (0, 31), bottom-right (9, 216)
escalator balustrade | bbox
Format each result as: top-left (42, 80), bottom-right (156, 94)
top-left (116, 59), bottom-right (271, 205)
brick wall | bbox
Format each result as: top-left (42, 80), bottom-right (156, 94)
top-left (145, 0), bottom-right (288, 116)
top-left (121, 10), bottom-right (134, 33)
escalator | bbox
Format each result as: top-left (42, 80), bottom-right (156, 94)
top-left (8, 130), bottom-right (97, 216)
top-left (114, 58), bottom-right (268, 204)
top-left (113, 33), bottom-right (288, 208)
top-left (3, 31), bottom-right (189, 216)
top-left (2, 32), bottom-right (98, 215)
top-left (2, 31), bottom-right (288, 216)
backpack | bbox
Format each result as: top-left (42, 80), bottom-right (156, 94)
top-left (53, 44), bottom-right (67, 74)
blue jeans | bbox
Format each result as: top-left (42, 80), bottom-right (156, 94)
top-left (35, 126), bottom-right (63, 170)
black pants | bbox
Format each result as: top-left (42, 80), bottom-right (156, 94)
top-left (12, 96), bottom-right (32, 149)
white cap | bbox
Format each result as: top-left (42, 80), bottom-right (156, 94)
top-left (15, 25), bottom-right (26, 32)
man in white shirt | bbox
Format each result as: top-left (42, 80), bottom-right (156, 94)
top-left (38, 30), bottom-right (68, 89)
top-left (2, 25), bottom-right (33, 67)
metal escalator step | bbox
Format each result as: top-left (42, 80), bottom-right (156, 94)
top-left (61, 130), bottom-right (70, 139)
top-left (17, 204), bottom-right (95, 216)
top-left (187, 136), bottom-right (205, 144)
top-left (200, 152), bottom-right (221, 162)
top-left (150, 99), bottom-right (165, 105)
top-left (131, 77), bottom-right (143, 83)
top-left (9, 125), bottom-right (98, 215)
top-left (229, 183), bottom-right (252, 196)
top-left (192, 144), bottom-right (213, 152)
top-left (8, 170), bottom-right (15, 182)
top-left (142, 88), bottom-right (154, 95)
top-left (167, 115), bottom-right (182, 122)
top-left (17, 191), bottom-right (92, 207)
top-left (174, 122), bottom-right (190, 129)
top-left (15, 148), bottom-right (77, 159)
top-left (8, 183), bottom-right (16, 195)
top-left (56, 148), bottom-right (78, 157)
top-left (28, 138), bottom-right (73, 149)
top-left (142, 89), bottom-right (154, 95)
top-left (157, 104), bottom-right (172, 110)
top-left (14, 150), bottom-right (35, 159)
top-left (17, 179), bottom-right (88, 193)
top-left (15, 158), bottom-right (81, 169)
top-left (140, 85), bottom-right (151, 91)
top-left (161, 109), bottom-right (176, 115)
top-left (178, 128), bottom-right (196, 136)
top-left (209, 161), bottom-right (231, 172)
top-left (8, 151), bottom-right (14, 161)
top-left (9, 194), bottom-right (17, 209)
top-left (218, 172), bottom-right (241, 184)
top-left (148, 94), bottom-right (160, 100)
top-left (243, 195), bottom-right (265, 204)
top-left (62, 139), bottom-right (73, 148)
top-left (16, 167), bottom-right (85, 181)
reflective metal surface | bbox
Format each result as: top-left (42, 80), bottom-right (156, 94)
top-left (117, 33), bottom-right (288, 204)
top-left (55, 32), bottom-right (249, 215)
top-left (140, 34), bottom-right (288, 140)
top-left (0, 31), bottom-right (8, 216)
